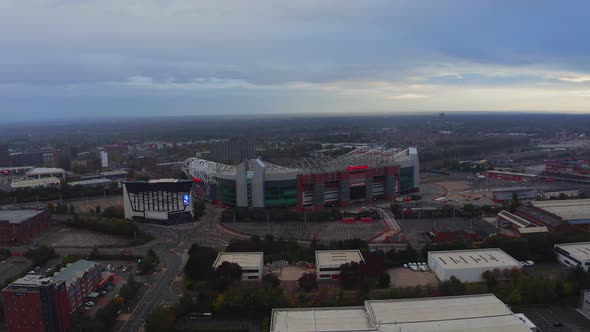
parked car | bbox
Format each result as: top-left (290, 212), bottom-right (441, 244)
top-left (85, 301), bottom-right (95, 307)
top-left (122, 266), bottom-right (127, 272)
top-left (525, 260), bottom-right (535, 267)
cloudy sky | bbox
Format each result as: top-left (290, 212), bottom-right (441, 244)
top-left (1, 0), bottom-right (589, 121)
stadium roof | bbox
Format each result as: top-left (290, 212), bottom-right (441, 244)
top-left (315, 250), bottom-right (365, 267)
top-left (530, 199), bottom-right (590, 222)
top-left (0, 210), bottom-right (45, 224)
top-left (53, 260), bottom-right (100, 288)
top-left (554, 242), bottom-right (590, 261)
top-left (213, 252), bottom-right (263, 269)
top-left (298, 147), bottom-right (417, 173)
top-left (271, 294), bottom-right (530, 332)
top-left (427, 248), bottom-right (520, 270)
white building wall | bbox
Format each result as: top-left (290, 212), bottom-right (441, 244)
top-left (555, 252), bottom-right (589, 271)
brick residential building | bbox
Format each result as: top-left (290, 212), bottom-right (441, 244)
top-left (0, 210), bottom-right (52, 246)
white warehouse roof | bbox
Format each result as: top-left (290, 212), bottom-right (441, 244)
top-left (315, 250), bottom-right (365, 267)
top-left (531, 199), bottom-right (590, 221)
top-left (554, 242), bottom-right (590, 261)
top-left (213, 252), bottom-right (263, 269)
top-left (271, 307), bottom-right (374, 332)
top-left (26, 167), bottom-right (65, 175)
top-left (428, 248), bottom-right (520, 271)
top-left (271, 294), bottom-right (531, 332)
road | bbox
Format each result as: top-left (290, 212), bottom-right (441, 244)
top-left (120, 206), bottom-right (229, 332)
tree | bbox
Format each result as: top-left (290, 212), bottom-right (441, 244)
top-left (378, 272), bottom-right (391, 288)
top-left (95, 205), bottom-right (101, 215)
top-left (184, 244), bottom-right (218, 281)
top-left (439, 276), bottom-right (465, 296)
top-left (340, 261), bottom-right (369, 290)
top-left (214, 262), bottom-right (242, 291)
top-left (262, 274), bottom-right (280, 288)
top-left (25, 245), bottom-right (55, 265)
top-left (69, 205), bottom-right (75, 215)
top-left (145, 305), bottom-right (175, 332)
top-left (47, 202), bottom-right (55, 213)
top-left (298, 272), bottom-right (318, 292)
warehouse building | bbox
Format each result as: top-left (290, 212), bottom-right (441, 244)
top-left (183, 146), bottom-right (419, 210)
top-left (270, 294), bottom-right (533, 332)
top-left (515, 205), bottom-right (564, 230)
top-left (530, 199), bottom-right (590, 225)
top-left (428, 248), bottom-right (521, 283)
top-left (213, 252), bottom-right (264, 280)
top-left (0, 210), bottom-right (52, 246)
top-left (497, 210), bottom-right (532, 230)
top-left (492, 187), bottom-right (538, 202)
top-left (10, 177), bottom-right (61, 190)
top-left (315, 250), bottom-right (365, 280)
top-left (539, 188), bottom-right (579, 200)
top-left (554, 242), bottom-right (590, 271)
top-left (123, 179), bottom-right (194, 224)
top-left (25, 167), bottom-right (66, 180)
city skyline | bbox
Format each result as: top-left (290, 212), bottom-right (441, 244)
top-left (1, 0), bottom-right (589, 121)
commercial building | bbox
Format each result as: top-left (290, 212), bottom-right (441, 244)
top-left (315, 250), bottom-right (365, 280)
top-left (123, 179), bottom-right (194, 224)
top-left (10, 177), bottom-right (61, 190)
top-left (515, 205), bottom-right (564, 230)
top-left (67, 178), bottom-right (113, 188)
top-left (428, 248), bottom-right (521, 283)
top-left (183, 147), bottom-right (419, 210)
top-left (210, 139), bottom-right (256, 163)
top-left (26, 167), bottom-right (66, 180)
top-left (484, 170), bottom-right (536, 182)
top-left (270, 294), bottom-right (533, 332)
top-left (530, 199), bottom-right (590, 225)
top-left (53, 259), bottom-right (102, 312)
top-left (0, 210), bottom-right (51, 246)
top-left (1, 275), bottom-right (70, 332)
top-left (539, 188), bottom-right (579, 200)
top-left (492, 187), bottom-right (537, 202)
top-left (554, 242), bottom-right (590, 271)
top-left (213, 252), bottom-right (264, 280)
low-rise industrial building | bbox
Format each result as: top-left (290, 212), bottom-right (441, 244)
top-left (67, 178), bottom-right (113, 188)
top-left (26, 167), bottom-right (66, 180)
top-left (53, 259), bottom-right (102, 312)
top-left (497, 210), bottom-right (532, 230)
top-left (213, 252), bottom-right (264, 280)
top-left (516, 205), bottom-right (564, 230)
top-left (315, 250), bottom-right (365, 280)
top-left (554, 242), bottom-right (590, 271)
top-left (10, 177), bottom-right (61, 190)
top-left (0, 210), bottom-right (51, 246)
top-left (428, 248), bottom-right (521, 283)
top-left (492, 187), bottom-right (538, 202)
top-left (530, 199), bottom-right (590, 225)
top-left (539, 188), bottom-right (579, 200)
top-left (270, 294), bottom-right (533, 332)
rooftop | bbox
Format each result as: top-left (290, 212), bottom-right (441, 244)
top-left (53, 259), bottom-right (100, 287)
top-left (11, 177), bottom-right (61, 188)
top-left (271, 307), bottom-right (374, 332)
top-left (315, 250), bottom-right (365, 267)
top-left (498, 210), bottom-right (531, 228)
top-left (271, 294), bottom-right (530, 332)
top-left (555, 242), bottom-right (590, 261)
top-left (26, 167), bottom-right (65, 175)
top-left (67, 178), bottom-right (112, 186)
top-left (428, 248), bottom-right (521, 270)
top-left (531, 199), bottom-right (590, 221)
top-left (5, 275), bottom-right (58, 288)
top-left (0, 209), bottom-right (45, 224)
top-left (516, 205), bottom-right (564, 228)
top-left (213, 252), bottom-right (264, 269)
top-left (518, 226), bottom-right (549, 234)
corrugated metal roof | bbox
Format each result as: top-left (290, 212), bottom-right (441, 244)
top-left (531, 199), bottom-right (590, 221)
top-left (0, 210), bottom-right (44, 224)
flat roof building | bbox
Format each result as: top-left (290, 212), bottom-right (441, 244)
top-left (0, 210), bottom-right (51, 246)
top-left (53, 259), bottom-right (103, 312)
top-left (213, 252), bottom-right (264, 280)
top-left (531, 199), bottom-right (590, 224)
top-left (270, 294), bottom-right (532, 332)
top-left (428, 248), bottom-right (521, 283)
top-left (26, 167), bottom-right (66, 179)
top-left (315, 250), bottom-right (365, 280)
top-left (554, 242), bottom-right (590, 271)
top-left (10, 177), bottom-right (61, 190)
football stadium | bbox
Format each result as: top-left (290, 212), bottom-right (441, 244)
top-left (182, 146), bottom-right (419, 211)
